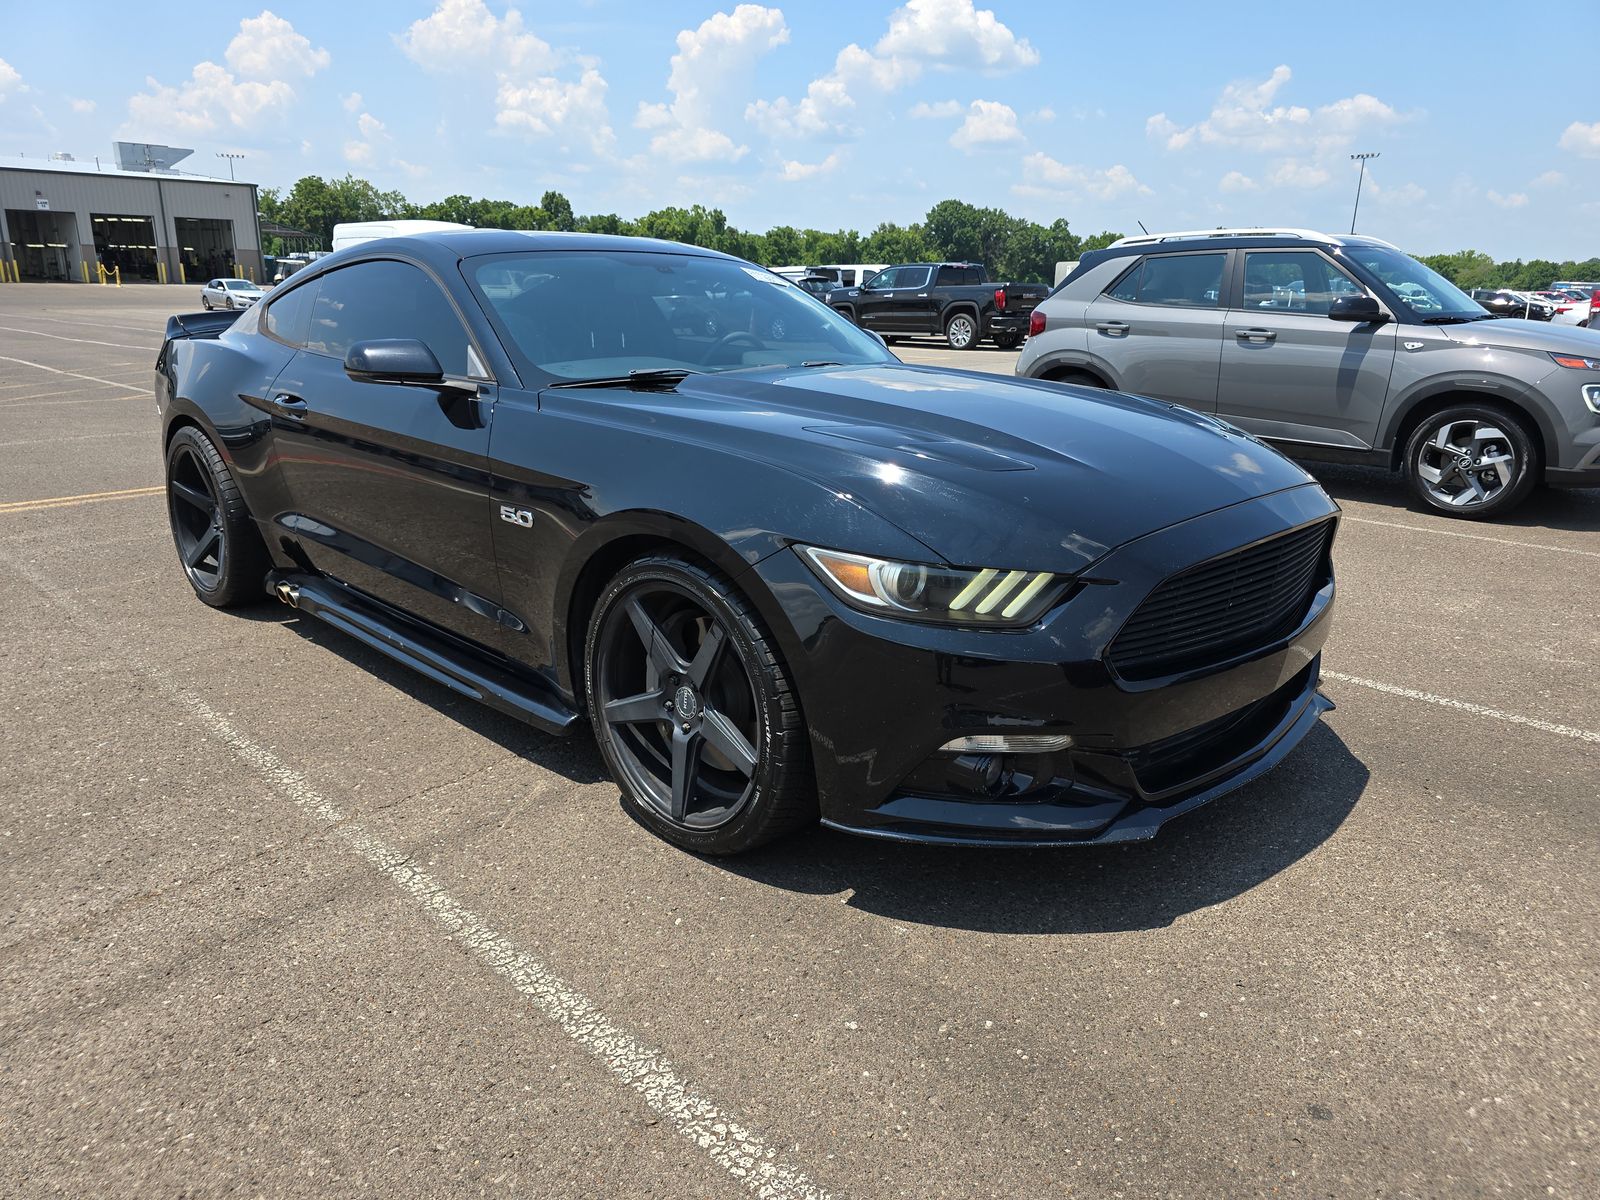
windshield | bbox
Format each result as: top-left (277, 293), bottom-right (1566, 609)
top-left (1341, 246), bottom-right (1483, 318)
top-left (466, 250), bottom-right (895, 381)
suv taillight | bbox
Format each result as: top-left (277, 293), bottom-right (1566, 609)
top-left (994, 288), bottom-right (1006, 311)
top-left (1028, 309), bottom-right (1046, 337)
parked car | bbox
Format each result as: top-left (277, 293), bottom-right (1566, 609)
top-left (793, 274), bottom-right (838, 299)
top-left (200, 278), bottom-right (263, 311)
top-left (829, 261), bottom-right (1049, 350)
top-left (155, 230), bottom-right (1338, 854)
top-left (1017, 227), bottom-right (1600, 519)
top-left (1471, 289), bottom-right (1553, 321)
top-left (1541, 289), bottom-right (1594, 327)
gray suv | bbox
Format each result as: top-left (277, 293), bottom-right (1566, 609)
top-left (1016, 227), bottom-right (1600, 518)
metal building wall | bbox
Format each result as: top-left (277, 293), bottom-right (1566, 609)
top-left (0, 166), bottom-right (261, 283)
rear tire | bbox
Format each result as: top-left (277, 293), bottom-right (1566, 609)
top-left (945, 312), bottom-right (978, 350)
top-left (201, 296), bottom-right (212, 310)
top-left (585, 555), bottom-right (816, 855)
top-left (993, 332), bottom-right (1023, 351)
top-left (165, 425), bottom-right (269, 607)
top-left (1403, 403), bottom-right (1538, 519)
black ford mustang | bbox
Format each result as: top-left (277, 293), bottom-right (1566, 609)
top-left (155, 231), bottom-right (1338, 854)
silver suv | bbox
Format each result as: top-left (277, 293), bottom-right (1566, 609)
top-left (1016, 227), bottom-right (1600, 518)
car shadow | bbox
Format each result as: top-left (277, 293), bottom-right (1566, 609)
top-left (712, 722), bottom-right (1366, 936)
top-left (1304, 461), bottom-right (1600, 533)
top-left (230, 605), bottom-right (609, 786)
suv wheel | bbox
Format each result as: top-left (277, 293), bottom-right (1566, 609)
top-left (993, 332), bottom-right (1022, 351)
top-left (945, 312), bottom-right (978, 350)
top-left (1404, 404), bottom-right (1538, 519)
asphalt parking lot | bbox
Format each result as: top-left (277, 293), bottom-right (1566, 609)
top-left (2, 283), bottom-right (1597, 1198)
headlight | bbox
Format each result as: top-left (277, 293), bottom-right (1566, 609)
top-left (798, 545), bottom-right (1067, 627)
top-left (1550, 352), bottom-right (1600, 370)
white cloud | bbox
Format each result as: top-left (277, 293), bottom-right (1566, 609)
top-left (343, 139), bottom-right (374, 166)
top-left (70, 97), bottom-right (96, 115)
top-left (1267, 159), bottom-right (1330, 188)
top-left (779, 151), bottom-right (842, 181)
top-left (909, 99), bottom-right (963, 119)
top-left (399, 0), bottom-right (554, 72)
top-left (357, 112), bottom-right (386, 139)
top-left (1531, 169), bottom-right (1566, 188)
top-left (496, 68), bottom-right (614, 154)
top-left (226, 11), bottom-right (330, 80)
top-left (0, 58), bottom-right (22, 102)
top-left (1220, 170), bottom-right (1257, 192)
top-left (342, 91), bottom-right (363, 113)
top-left (1015, 153), bottom-right (1149, 201)
top-left (1147, 65), bottom-right (1400, 154)
top-left (949, 99), bottom-right (1022, 151)
top-left (393, 158), bottom-right (430, 179)
top-left (636, 5), bottom-right (789, 162)
top-left (1029, 106), bottom-right (1055, 122)
top-left (1486, 189), bottom-right (1529, 209)
top-left (747, 0), bottom-right (1036, 138)
top-left (400, 1), bottom-right (613, 155)
top-left (125, 12), bottom-right (326, 134)
top-left (1558, 120), bottom-right (1600, 157)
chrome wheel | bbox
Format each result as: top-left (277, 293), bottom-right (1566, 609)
top-left (167, 443), bottom-right (227, 593)
top-left (1414, 418), bottom-right (1516, 509)
top-left (594, 582), bottom-right (760, 831)
top-left (946, 313), bottom-right (976, 349)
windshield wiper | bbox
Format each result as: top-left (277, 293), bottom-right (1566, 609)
top-left (1421, 314), bottom-right (1493, 324)
top-left (550, 368), bottom-right (701, 391)
top-left (800, 360), bottom-right (842, 368)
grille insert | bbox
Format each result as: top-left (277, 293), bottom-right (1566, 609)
top-left (1109, 521), bottom-right (1332, 680)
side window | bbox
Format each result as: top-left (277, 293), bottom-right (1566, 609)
top-left (1242, 251), bottom-right (1362, 315)
top-left (263, 279), bottom-right (319, 347)
top-left (866, 268), bottom-right (900, 291)
top-left (304, 260), bottom-right (471, 374)
top-left (935, 266), bottom-right (967, 287)
top-left (899, 266), bottom-right (932, 290)
top-left (1136, 254), bottom-right (1226, 307)
top-left (1106, 260), bottom-right (1143, 302)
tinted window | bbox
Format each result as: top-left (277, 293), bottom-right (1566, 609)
top-left (304, 260), bottom-right (471, 374)
top-left (264, 279), bottom-right (319, 346)
top-left (468, 250), bottom-right (893, 380)
top-left (936, 265), bottom-right (978, 286)
top-left (866, 268), bottom-right (900, 290)
top-left (898, 266), bottom-right (932, 289)
top-left (1242, 251), bottom-right (1362, 315)
top-left (1106, 253), bottom-right (1226, 307)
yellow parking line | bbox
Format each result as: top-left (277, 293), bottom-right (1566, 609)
top-left (0, 485), bottom-right (164, 515)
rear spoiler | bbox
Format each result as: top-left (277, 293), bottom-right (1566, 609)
top-left (163, 310), bottom-right (239, 343)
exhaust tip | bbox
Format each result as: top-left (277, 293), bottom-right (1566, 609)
top-left (274, 581), bottom-right (300, 608)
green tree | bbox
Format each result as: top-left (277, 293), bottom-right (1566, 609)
top-left (540, 190), bottom-right (576, 232)
top-left (860, 222), bottom-right (931, 265)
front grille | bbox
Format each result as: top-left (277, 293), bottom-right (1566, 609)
top-left (1108, 520), bottom-right (1332, 680)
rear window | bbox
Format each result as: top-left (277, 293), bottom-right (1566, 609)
top-left (1106, 253), bottom-right (1225, 308)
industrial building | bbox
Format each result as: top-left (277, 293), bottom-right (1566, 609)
top-left (0, 144), bottom-right (262, 285)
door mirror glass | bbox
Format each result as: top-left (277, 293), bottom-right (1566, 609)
top-left (1328, 295), bottom-right (1387, 323)
top-left (344, 338), bottom-right (444, 383)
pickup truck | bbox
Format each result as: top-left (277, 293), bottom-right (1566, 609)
top-left (827, 262), bottom-right (1049, 350)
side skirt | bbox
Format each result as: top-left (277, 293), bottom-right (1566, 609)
top-left (266, 571), bottom-right (581, 736)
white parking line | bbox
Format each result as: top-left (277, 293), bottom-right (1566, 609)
top-left (0, 354), bottom-right (145, 393)
top-left (168, 686), bottom-right (832, 1200)
top-left (0, 324), bottom-right (155, 351)
top-left (1342, 515), bottom-right (1600, 560)
top-left (1323, 671), bottom-right (1600, 745)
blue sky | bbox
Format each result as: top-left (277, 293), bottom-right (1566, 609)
top-left (3, 1), bottom-right (1596, 259)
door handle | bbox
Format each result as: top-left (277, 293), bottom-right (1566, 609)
top-left (270, 392), bottom-right (308, 418)
top-left (1234, 328), bottom-right (1277, 343)
top-left (1094, 321), bottom-right (1130, 335)
top-left (916, 293), bottom-right (929, 298)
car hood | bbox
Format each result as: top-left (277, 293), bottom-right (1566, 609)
top-left (617, 364), bottom-right (1320, 574)
top-left (1440, 316), bottom-right (1600, 354)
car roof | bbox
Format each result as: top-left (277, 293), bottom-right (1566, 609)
top-left (373, 228), bottom-right (741, 261)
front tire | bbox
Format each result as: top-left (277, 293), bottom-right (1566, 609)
top-left (165, 425), bottom-right (269, 607)
top-left (585, 556), bottom-right (815, 855)
top-left (1403, 404), bottom-right (1538, 519)
top-left (945, 312), bottom-right (978, 350)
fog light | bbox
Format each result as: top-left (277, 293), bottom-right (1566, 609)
top-left (939, 733), bottom-right (1074, 754)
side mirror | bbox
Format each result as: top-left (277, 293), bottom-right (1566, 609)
top-left (865, 329), bottom-right (888, 347)
top-left (344, 338), bottom-right (458, 388)
top-left (1328, 295), bottom-right (1388, 323)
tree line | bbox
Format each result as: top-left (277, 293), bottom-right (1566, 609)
top-left (258, 174), bottom-right (1121, 283)
top-left (259, 174), bottom-right (1592, 289)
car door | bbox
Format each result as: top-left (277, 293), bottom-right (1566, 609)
top-left (891, 265), bottom-right (935, 332)
top-left (204, 279), bottom-right (221, 306)
top-left (1217, 248), bottom-right (1398, 450)
top-left (1082, 250), bottom-right (1228, 410)
top-left (261, 257), bottom-right (506, 646)
top-left (852, 268), bottom-right (900, 330)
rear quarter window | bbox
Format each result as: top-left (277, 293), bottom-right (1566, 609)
top-left (1105, 253), bottom-right (1225, 308)
top-left (263, 279), bottom-right (319, 347)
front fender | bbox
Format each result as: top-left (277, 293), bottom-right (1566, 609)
top-left (1378, 369), bottom-right (1561, 465)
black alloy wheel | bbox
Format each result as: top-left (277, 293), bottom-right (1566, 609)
top-left (165, 425), bottom-right (268, 607)
top-left (586, 556), bottom-right (814, 854)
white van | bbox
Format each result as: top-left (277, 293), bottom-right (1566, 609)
top-left (330, 220), bottom-right (473, 252)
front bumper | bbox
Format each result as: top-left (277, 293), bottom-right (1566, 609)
top-left (751, 484), bottom-right (1338, 846)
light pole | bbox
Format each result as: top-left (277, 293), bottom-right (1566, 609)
top-left (1349, 152), bottom-right (1379, 234)
top-left (216, 152), bottom-right (245, 181)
